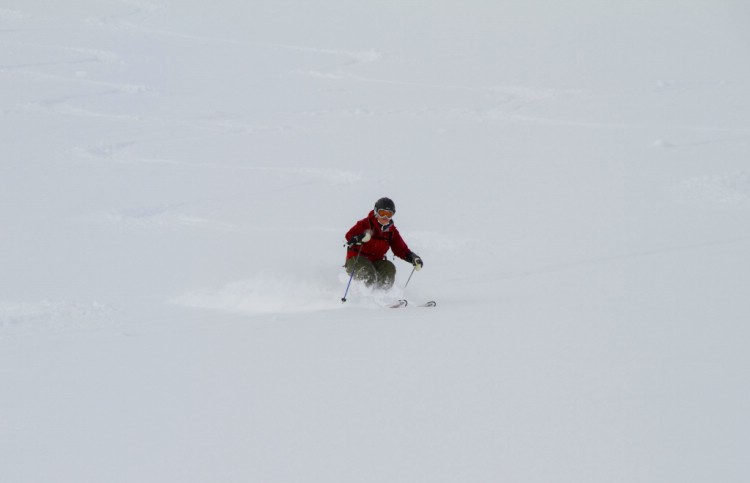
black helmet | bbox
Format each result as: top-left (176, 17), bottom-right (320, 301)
top-left (374, 197), bottom-right (396, 214)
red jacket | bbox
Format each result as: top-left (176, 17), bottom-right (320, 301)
top-left (345, 211), bottom-right (412, 262)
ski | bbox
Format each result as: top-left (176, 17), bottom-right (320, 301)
top-left (387, 299), bottom-right (436, 308)
top-left (387, 299), bottom-right (408, 308)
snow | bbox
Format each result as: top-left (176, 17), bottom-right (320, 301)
top-left (1, 1), bottom-right (749, 481)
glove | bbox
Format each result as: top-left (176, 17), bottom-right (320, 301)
top-left (407, 252), bottom-right (423, 271)
top-left (347, 230), bottom-right (372, 247)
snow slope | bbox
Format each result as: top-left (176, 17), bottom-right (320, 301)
top-left (1, 1), bottom-right (749, 482)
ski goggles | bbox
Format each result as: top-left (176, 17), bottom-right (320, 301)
top-left (375, 208), bottom-right (394, 219)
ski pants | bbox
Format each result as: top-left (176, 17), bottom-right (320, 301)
top-left (345, 257), bottom-right (396, 289)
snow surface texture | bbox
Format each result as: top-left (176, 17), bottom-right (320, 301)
top-left (2, 1), bottom-right (749, 482)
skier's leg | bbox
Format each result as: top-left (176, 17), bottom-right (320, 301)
top-left (373, 259), bottom-right (396, 289)
top-left (345, 257), bottom-right (377, 286)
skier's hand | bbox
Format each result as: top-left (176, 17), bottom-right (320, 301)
top-left (347, 231), bottom-right (372, 247)
top-left (408, 252), bottom-right (423, 271)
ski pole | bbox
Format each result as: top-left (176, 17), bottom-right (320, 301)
top-left (403, 266), bottom-right (416, 289)
top-left (341, 244), bottom-right (364, 303)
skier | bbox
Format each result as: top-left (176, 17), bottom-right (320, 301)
top-left (344, 197), bottom-right (423, 289)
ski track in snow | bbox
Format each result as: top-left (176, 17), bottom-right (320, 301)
top-left (72, 143), bottom-right (178, 165)
top-left (653, 135), bottom-right (750, 149)
top-left (1, 57), bottom-right (101, 74)
top-left (85, 0), bottom-right (164, 28)
top-left (0, 300), bottom-right (116, 335)
top-left (0, 38), bottom-right (124, 76)
top-left (85, 9), bottom-right (387, 72)
top-left (0, 8), bottom-right (26, 20)
top-left (75, 210), bottom-right (243, 232)
top-left (673, 171), bottom-right (750, 207)
top-left (5, 61), bottom-right (153, 121)
top-left (72, 139), bottom-right (361, 179)
top-left (71, 142), bottom-right (362, 185)
top-left (652, 79), bottom-right (746, 94)
top-left (115, 0), bottom-right (164, 13)
top-left (25, 95), bottom-right (145, 121)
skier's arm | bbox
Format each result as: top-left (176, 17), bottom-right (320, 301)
top-left (347, 231), bottom-right (372, 247)
top-left (391, 229), bottom-right (423, 270)
top-left (345, 218), bottom-right (372, 246)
